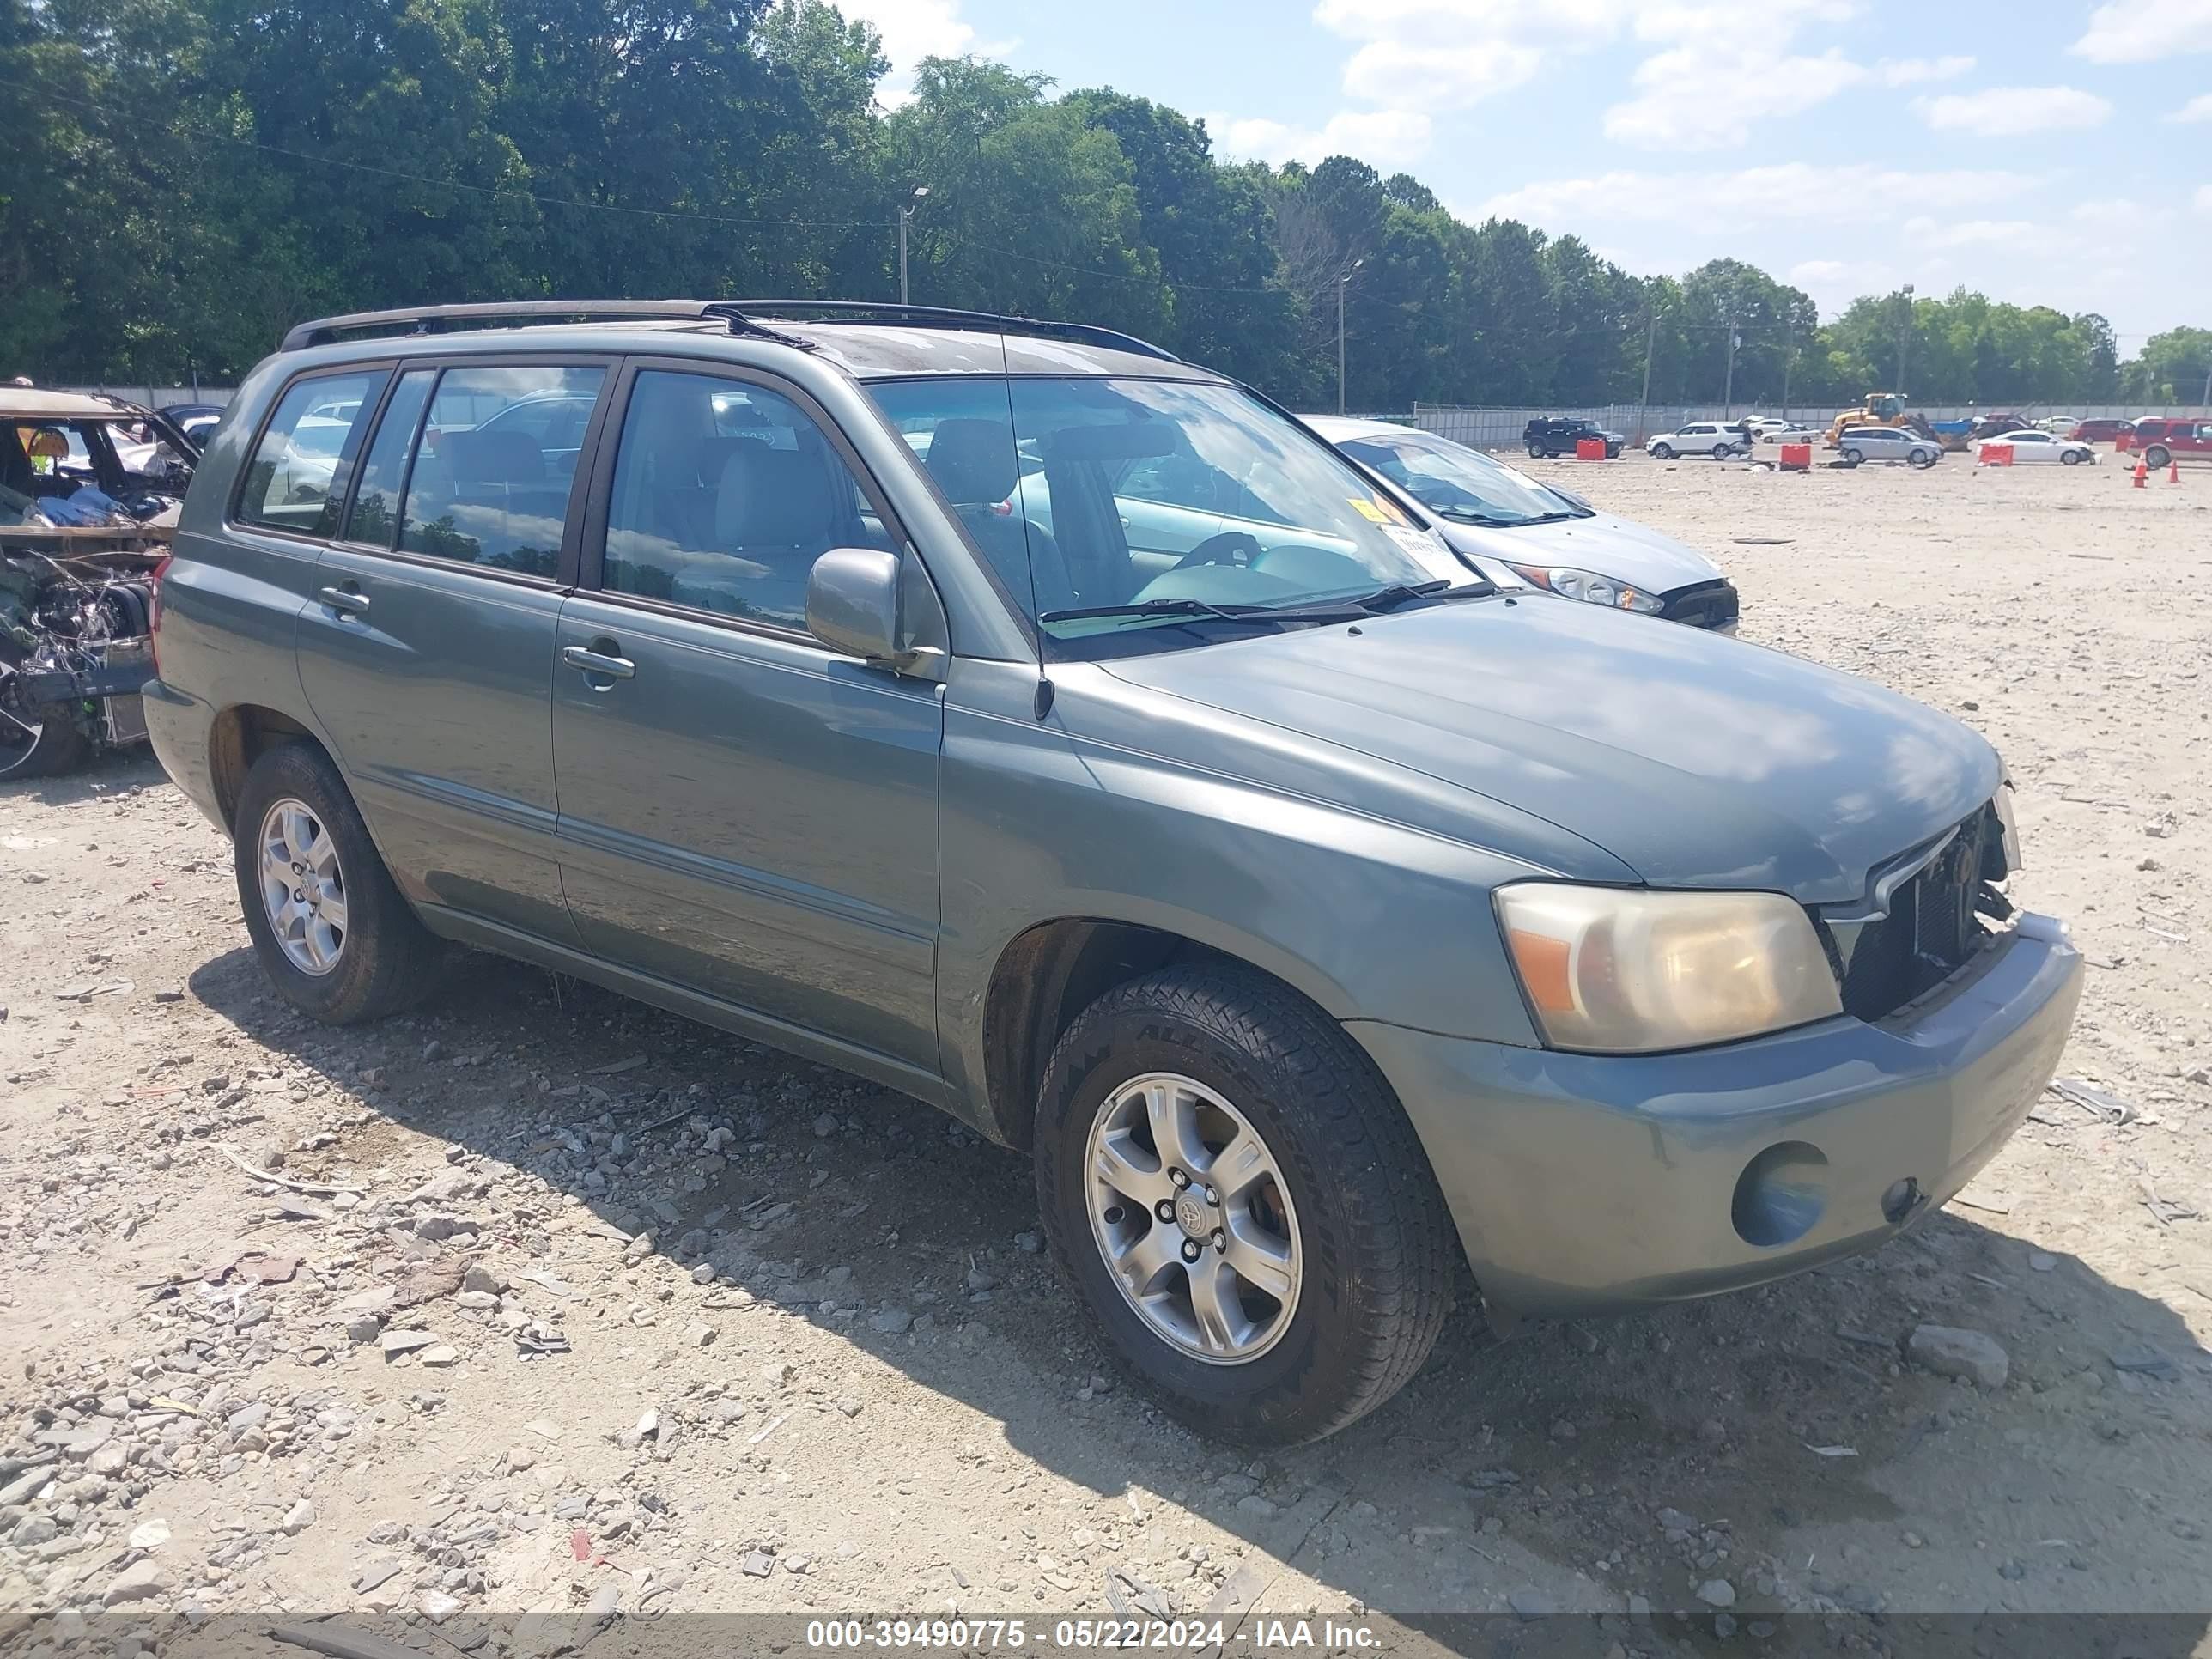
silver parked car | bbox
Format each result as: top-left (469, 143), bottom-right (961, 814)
top-left (145, 299), bottom-right (2080, 1445)
top-left (1304, 416), bottom-right (1739, 631)
top-left (1837, 425), bottom-right (1942, 468)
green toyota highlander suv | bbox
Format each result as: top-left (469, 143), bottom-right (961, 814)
top-left (144, 300), bottom-right (2081, 1444)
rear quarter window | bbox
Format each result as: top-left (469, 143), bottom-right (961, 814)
top-left (234, 369), bottom-right (387, 537)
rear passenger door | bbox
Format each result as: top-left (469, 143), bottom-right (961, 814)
top-left (550, 361), bottom-right (945, 1075)
top-left (296, 359), bottom-right (611, 945)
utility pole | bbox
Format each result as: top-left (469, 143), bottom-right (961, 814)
top-left (1779, 324), bottom-right (1794, 421)
top-left (1894, 283), bottom-right (1915, 392)
top-left (898, 185), bottom-right (929, 305)
top-left (1336, 258), bottom-right (1364, 416)
top-left (1638, 313), bottom-right (1657, 443)
top-left (1722, 302), bottom-right (1741, 417)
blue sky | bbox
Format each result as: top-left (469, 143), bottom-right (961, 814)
top-left (841, 0), bottom-right (2212, 349)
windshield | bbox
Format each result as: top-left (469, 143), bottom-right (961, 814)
top-left (868, 376), bottom-right (1467, 653)
top-left (1339, 431), bottom-right (1589, 527)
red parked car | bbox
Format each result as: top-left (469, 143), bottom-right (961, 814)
top-left (2130, 418), bottom-right (2212, 468)
top-left (2069, 418), bottom-right (2136, 444)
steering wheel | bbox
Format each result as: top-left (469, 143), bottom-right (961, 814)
top-left (1170, 531), bottom-right (1263, 572)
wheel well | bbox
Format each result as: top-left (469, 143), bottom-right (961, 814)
top-left (209, 705), bottom-right (325, 831)
top-left (985, 920), bottom-right (1288, 1149)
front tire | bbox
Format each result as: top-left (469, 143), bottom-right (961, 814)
top-left (1843, 447), bottom-right (1863, 466)
top-left (2061, 448), bottom-right (2082, 465)
top-left (1911, 448), bottom-right (1937, 469)
top-left (1652, 444), bottom-right (1674, 460)
top-left (1526, 442), bottom-right (1546, 459)
top-left (234, 741), bottom-right (442, 1024)
top-left (2146, 446), bottom-right (2171, 470)
top-left (1034, 963), bottom-right (1455, 1446)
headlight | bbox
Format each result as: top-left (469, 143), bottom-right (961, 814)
top-left (1503, 562), bottom-right (1663, 614)
top-left (1495, 883), bottom-right (1842, 1053)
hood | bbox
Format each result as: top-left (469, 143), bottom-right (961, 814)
top-left (1102, 595), bottom-right (1998, 904)
top-left (1432, 510), bottom-right (1723, 596)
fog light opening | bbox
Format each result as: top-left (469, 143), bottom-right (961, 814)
top-left (1731, 1140), bottom-right (1830, 1249)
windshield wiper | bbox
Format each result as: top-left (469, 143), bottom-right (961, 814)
top-left (1433, 507), bottom-right (1540, 527)
top-left (1038, 597), bottom-right (1275, 629)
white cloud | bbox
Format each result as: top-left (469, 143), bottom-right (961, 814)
top-left (1480, 164), bottom-right (2049, 231)
top-left (2070, 198), bottom-right (2176, 231)
top-left (1209, 108), bottom-right (1435, 170)
top-left (1601, 2), bottom-right (1869, 151)
top-left (1605, 46), bottom-right (1867, 149)
top-left (1901, 216), bottom-right (2042, 252)
top-left (2172, 93), bottom-right (2212, 124)
top-left (1311, 0), bottom-right (1620, 46)
top-left (839, 0), bottom-right (1011, 105)
top-left (1342, 39), bottom-right (1541, 109)
top-left (1878, 56), bottom-right (1974, 87)
top-left (2075, 0), bottom-right (2212, 62)
top-left (1917, 86), bottom-right (2112, 137)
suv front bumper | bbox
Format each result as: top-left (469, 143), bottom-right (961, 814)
top-left (1349, 918), bottom-right (2081, 1316)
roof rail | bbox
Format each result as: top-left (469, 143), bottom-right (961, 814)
top-left (717, 300), bottom-right (1182, 364)
top-left (279, 300), bottom-right (722, 352)
top-left (278, 296), bottom-right (1182, 364)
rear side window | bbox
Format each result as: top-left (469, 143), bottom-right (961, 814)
top-left (234, 369), bottom-right (386, 536)
top-left (343, 368), bottom-right (435, 549)
top-left (599, 369), bottom-right (890, 630)
top-left (398, 366), bottom-right (605, 576)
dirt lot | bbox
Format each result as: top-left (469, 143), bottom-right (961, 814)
top-left (3, 451), bottom-right (2209, 1655)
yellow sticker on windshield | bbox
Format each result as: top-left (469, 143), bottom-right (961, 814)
top-left (1347, 496), bottom-right (1389, 523)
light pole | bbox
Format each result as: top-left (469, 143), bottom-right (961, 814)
top-left (1894, 283), bottom-right (1915, 392)
top-left (1336, 258), bottom-right (1364, 417)
top-left (898, 186), bottom-right (929, 306)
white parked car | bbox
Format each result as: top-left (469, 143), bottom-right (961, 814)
top-left (1755, 421), bottom-right (1824, 445)
top-left (1836, 425), bottom-right (1942, 469)
top-left (1645, 422), bottom-right (1751, 460)
top-left (1974, 429), bottom-right (2097, 466)
top-left (1305, 416), bottom-right (1739, 631)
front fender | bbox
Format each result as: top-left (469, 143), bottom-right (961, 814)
top-left (934, 659), bottom-right (1625, 1124)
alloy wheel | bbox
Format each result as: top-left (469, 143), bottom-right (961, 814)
top-left (258, 796), bottom-right (348, 975)
top-left (1083, 1072), bottom-right (1302, 1364)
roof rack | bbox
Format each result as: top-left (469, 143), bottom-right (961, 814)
top-left (279, 301), bottom-right (731, 353)
top-left (720, 300), bottom-right (1182, 364)
top-left (279, 297), bottom-right (1180, 364)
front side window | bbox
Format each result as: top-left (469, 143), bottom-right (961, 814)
top-left (398, 366), bottom-right (605, 575)
top-left (600, 369), bottom-right (890, 630)
top-left (236, 369), bottom-right (386, 536)
top-left (866, 375), bottom-right (1462, 654)
top-left (1339, 432), bottom-right (1590, 529)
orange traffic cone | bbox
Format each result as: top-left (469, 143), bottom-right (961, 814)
top-left (2133, 459), bottom-right (2148, 489)
top-left (2171, 460), bottom-right (2183, 485)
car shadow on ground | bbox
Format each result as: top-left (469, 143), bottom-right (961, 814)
top-left (183, 939), bottom-right (2212, 1646)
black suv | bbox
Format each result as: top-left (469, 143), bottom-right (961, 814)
top-left (1523, 416), bottom-right (1622, 459)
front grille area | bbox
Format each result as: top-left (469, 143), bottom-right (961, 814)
top-left (1830, 805), bottom-right (2007, 1022)
top-left (1660, 579), bottom-right (1740, 630)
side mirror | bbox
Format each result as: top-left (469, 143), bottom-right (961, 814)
top-left (806, 547), bottom-right (947, 678)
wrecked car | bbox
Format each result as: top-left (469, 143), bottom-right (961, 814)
top-left (2, 387), bottom-right (198, 778)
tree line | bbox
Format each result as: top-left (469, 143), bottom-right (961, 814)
top-left (6, 0), bottom-right (2208, 410)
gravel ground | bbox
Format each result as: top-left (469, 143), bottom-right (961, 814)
top-left (3, 450), bottom-right (2209, 1655)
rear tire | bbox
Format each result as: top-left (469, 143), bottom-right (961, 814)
top-left (1034, 963), bottom-right (1456, 1446)
top-left (0, 695), bottom-right (89, 781)
top-left (1711, 443), bottom-right (1731, 460)
top-left (234, 741), bottom-right (442, 1024)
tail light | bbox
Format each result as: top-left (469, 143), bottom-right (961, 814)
top-left (148, 552), bottom-right (174, 676)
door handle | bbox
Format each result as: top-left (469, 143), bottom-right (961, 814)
top-left (318, 585), bottom-right (370, 617)
top-left (562, 643), bottom-right (635, 681)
